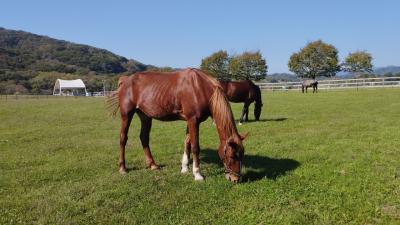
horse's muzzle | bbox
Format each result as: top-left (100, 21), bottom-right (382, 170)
top-left (225, 173), bottom-right (242, 183)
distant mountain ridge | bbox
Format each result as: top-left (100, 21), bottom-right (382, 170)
top-left (373, 66), bottom-right (400, 75)
top-left (0, 27), bottom-right (151, 74)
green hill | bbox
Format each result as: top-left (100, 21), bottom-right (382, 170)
top-left (0, 27), bottom-right (152, 94)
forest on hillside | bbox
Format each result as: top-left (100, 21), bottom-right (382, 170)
top-left (0, 27), bottom-right (153, 94)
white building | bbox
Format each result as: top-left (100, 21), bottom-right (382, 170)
top-left (53, 79), bottom-right (88, 96)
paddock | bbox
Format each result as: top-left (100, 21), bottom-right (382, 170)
top-left (257, 76), bottom-right (400, 91)
top-left (1, 88), bottom-right (399, 224)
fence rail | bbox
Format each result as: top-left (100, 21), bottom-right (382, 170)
top-left (0, 91), bottom-right (114, 100)
top-left (256, 77), bottom-right (400, 91)
top-left (2, 77), bottom-right (400, 100)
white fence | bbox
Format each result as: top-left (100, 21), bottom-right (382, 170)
top-left (256, 77), bottom-right (400, 91)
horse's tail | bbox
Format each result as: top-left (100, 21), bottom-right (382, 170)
top-left (105, 76), bottom-right (128, 117)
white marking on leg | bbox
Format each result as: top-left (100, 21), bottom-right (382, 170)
top-left (239, 122), bottom-right (243, 125)
top-left (193, 165), bottom-right (204, 181)
top-left (181, 152), bottom-right (189, 173)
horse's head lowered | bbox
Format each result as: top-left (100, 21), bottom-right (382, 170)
top-left (221, 133), bottom-right (248, 183)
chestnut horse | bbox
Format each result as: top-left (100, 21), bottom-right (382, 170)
top-left (302, 80), bottom-right (318, 93)
top-left (107, 68), bottom-right (247, 183)
top-left (219, 80), bottom-right (263, 124)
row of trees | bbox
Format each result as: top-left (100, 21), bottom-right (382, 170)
top-left (201, 40), bottom-right (374, 81)
top-left (0, 71), bottom-right (120, 95)
top-left (200, 51), bottom-right (267, 81)
top-left (288, 40), bottom-right (373, 79)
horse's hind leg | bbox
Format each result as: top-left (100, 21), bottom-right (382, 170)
top-left (119, 110), bottom-right (134, 174)
top-left (137, 112), bottom-right (159, 170)
top-left (181, 126), bottom-right (191, 173)
top-left (239, 103), bottom-right (249, 125)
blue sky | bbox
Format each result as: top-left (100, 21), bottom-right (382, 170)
top-left (1, 0), bottom-right (399, 73)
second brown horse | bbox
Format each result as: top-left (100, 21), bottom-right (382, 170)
top-left (220, 80), bottom-right (263, 124)
top-left (107, 68), bottom-right (247, 183)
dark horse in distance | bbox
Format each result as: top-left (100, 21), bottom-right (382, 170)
top-left (107, 68), bottom-right (247, 183)
top-left (302, 80), bottom-right (318, 93)
top-left (219, 80), bottom-right (263, 124)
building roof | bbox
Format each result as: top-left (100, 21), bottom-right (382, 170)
top-left (55, 79), bottom-right (86, 89)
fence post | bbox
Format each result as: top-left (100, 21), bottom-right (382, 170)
top-left (356, 79), bottom-right (358, 91)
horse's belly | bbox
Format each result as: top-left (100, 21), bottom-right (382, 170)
top-left (137, 104), bottom-right (186, 121)
top-left (154, 114), bottom-right (184, 121)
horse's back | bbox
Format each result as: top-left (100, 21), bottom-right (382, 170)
top-left (223, 80), bottom-right (257, 103)
top-left (119, 69), bottom-right (215, 121)
top-left (303, 79), bottom-right (317, 85)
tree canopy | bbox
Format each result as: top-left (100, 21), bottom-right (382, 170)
top-left (288, 40), bottom-right (340, 79)
top-left (342, 51), bottom-right (373, 76)
top-left (229, 51), bottom-right (268, 81)
top-left (200, 50), bottom-right (230, 81)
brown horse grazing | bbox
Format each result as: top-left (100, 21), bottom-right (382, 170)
top-left (302, 80), bottom-right (318, 93)
top-left (219, 80), bottom-right (263, 124)
top-left (107, 68), bottom-right (247, 183)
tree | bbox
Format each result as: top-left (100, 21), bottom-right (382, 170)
top-left (288, 40), bottom-right (340, 79)
top-left (342, 51), bottom-right (373, 77)
top-left (200, 50), bottom-right (230, 81)
top-left (31, 72), bottom-right (78, 94)
top-left (229, 51), bottom-right (267, 81)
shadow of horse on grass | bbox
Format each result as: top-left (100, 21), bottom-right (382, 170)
top-left (201, 148), bottom-right (300, 182)
top-left (238, 117), bottom-right (288, 123)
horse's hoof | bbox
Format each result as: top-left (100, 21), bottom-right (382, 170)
top-left (150, 164), bottom-right (160, 170)
top-left (239, 122), bottom-right (243, 126)
top-left (194, 174), bottom-right (205, 181)
top-left (181, 166), bottom-right (189, 173)
top-left (119, 168), bottom-right (127, 175)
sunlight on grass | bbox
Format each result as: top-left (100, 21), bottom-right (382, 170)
top-left (1, 89), bottom-right (400, 224)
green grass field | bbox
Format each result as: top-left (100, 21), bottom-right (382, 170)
top-left (1, 89), bottom-right (399, 224)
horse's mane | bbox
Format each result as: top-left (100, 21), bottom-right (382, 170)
top-left (253, 83), bottom-right (262, 106)
top-left (195, 69), bottom-right (239, 140)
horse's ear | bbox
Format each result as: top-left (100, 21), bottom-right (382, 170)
top-left (240, 132), bottom-right (249, 141)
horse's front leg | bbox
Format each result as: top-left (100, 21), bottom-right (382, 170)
top-left (119, 111), bottom-right (134, 174)
top-left (138, 112), bottom-right (159, 170)
top-left (181, 126), bottom-right (191, 173)
top-left (188, 119), bottom-right (203, 181)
